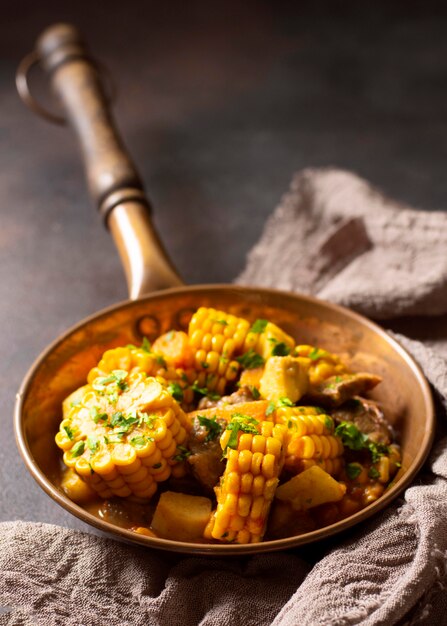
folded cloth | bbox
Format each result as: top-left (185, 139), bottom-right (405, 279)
top-left (2, 168), bottom-right (447, 626)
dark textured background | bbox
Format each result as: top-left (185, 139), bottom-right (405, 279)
top-left (2, 1), bottom-right (447, 528)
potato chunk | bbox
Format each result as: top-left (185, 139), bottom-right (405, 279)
top-left (259, 356), bottom-right (309, 403)
top-left (276, 466), bottom-right (346, 510)
top-left (150, 492), bottom-right (212, 541)
top-left (245, 322), bottom-right (295, 360)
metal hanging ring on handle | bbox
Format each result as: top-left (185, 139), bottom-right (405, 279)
top-left (16, 49), bottom-right (116, 126)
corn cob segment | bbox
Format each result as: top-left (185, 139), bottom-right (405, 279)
top-left (188, 307), bottom-right (250, 395)
top-left (204, 417), bottom-right (287, 543)
top-left (56, 372), bottom-right (190, 500)
top-left (294, 345), bottom-right (347, 386)
top-left (87, 345), bottom-right (197, 407)
top-left (276, 407), bottom-right (344, 476)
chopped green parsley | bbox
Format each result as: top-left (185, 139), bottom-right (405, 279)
top-left (167, 382), bottom-right (184, 402)
top-left (236, 349), bottom-right (265, 370)
top-left (271, 342), bottom-right (291, 357)
top-left (70, 441), bottom-right (85, 458)
top-left (249, 319), bottom-right (268, 334)
top-left (197, 415), bottom-right (223, 442)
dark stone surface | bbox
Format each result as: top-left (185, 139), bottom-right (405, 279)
top-left (1, 1), bottom-right (447, 528)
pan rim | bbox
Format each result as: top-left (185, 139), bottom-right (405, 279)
top-left (14, 283), bottom-right (435, 555)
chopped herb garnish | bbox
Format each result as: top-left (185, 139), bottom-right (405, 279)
top-left (155, 355), bottom-right (167, 368)
top-left (266, 402), bottom-right (276, 417)
top-left (172, 445), bottom-right (191, 462)
top-left (346, 463), bottom-right (362, 480)
top-left (197, 415), bottom-right (223, 442)
top-left (249, 319), bottom-right (268, 334)
top-left (191, 382), bottom-right (221, 401)
top-left (92, 369), bottom-right (128, 392)
top-left (368, 441), bottom-right (390, 464)
top-left (141, 337), bottom-right (151, 352)
top-left (335, 421), bottom-right (389, 462)
top-left (368, 466), bottom-right (380, 479)
top-left (324, 415), bottom-right (334, 431)
top-left (335, 421), bottom-right (368, 451)
top-left (248, 386), bottom-right (261, 400)
top-left (110, 411), bottom-right (138, 432)
top-left (167, 382), bottom-right (184, 402)
top-left (236, 349), bottom-right (265, 370)
top-left (224, 413), bottom-right (259, 454)
top-left (211, 319), bottom-right (229, 326)
top-left (266, 397), bottom-right (294, 416)
top-left (138, 412), bottom-right (156, 428)
top-left (70, 441), bottom-right (85, 458)
top-left (130, 436), bottom-right (147, 448)
top-left (87, 436), bottom-right (99, 454)
top-left (271, 342), bottom-right (291, 357)
top-left (277, 397), bottom-right (294, 408)
top-left (309, 347), bottom-right (321, 360)
top-left (201, 361), bottom-right (209, 369)
top-left (152, 463), bottom-right (162, 469)
top-left (90, 407), bottom-right (108, 424)
top-left (107, 433), bottom-right (125, 444)
top-left (63, 425), bottom-right (74, 440)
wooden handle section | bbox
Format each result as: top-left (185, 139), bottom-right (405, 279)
top-left (33, 23), bottom-right (183, 297)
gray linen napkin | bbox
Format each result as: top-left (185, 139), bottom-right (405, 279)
top-left (2, 168), bottom-right (447, 626)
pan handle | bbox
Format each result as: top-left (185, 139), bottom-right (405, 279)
top-left (17, 23), bottom-right (183, 299)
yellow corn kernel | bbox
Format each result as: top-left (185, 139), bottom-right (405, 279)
top-left (238, 494), bottom-right (252, 517)
top-left (74, 457), bottom-right (91, 477)
top-left (240, 473), bottom-right (254, 494)
top-left (238, 449), bottom-right (253, 474)
top-left (252, 475), bottom-right (265, 497)
top-left (251, 435), bottom-right (266, 454)
top-left (226, 472), bottom-right (241, 494)
top-left (238, 433), bottom-right (253, 451)
top-left (251, 452), bottom-right (264, 476)
top-left (261, 454), bottom-right (276, 479)
top-left (112, 444), bottom-right (137, 467)
top-left (229, 515), bottom-right (245, 532)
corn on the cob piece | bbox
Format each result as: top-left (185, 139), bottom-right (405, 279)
top-left (204, 417), bottom-right (286, 543)
top-left (56, 372), bottom-right (191, 501)
top-left (294, 345), bottom-right (347, 386)
top-left (272, 406), bottom-right (344, 476)
top-left (87, 345), bottom-right (197, 407)
top-left (188, 307), bottom-right (250, 395)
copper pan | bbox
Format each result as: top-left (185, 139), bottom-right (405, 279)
top-left (15, 24), bottom-right (434, 555)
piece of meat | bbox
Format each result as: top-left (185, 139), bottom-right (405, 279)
top-left (332, 396), bottom-right (393, 445)
top-left (197, 386), bottom-right (256, 410)
top-left (187, 416), bottom-right (227, 491)
top-left (305, 373), bottom-right (381, 408)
